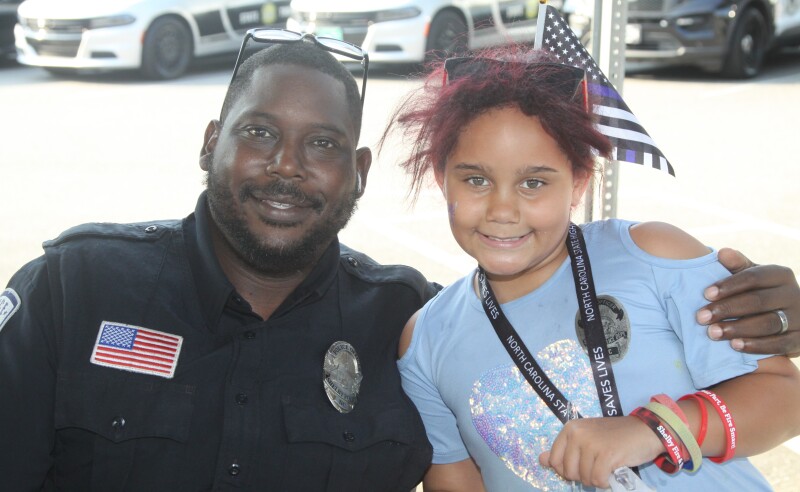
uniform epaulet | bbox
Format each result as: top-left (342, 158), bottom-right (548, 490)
top-left (339, 244), bottom-right (441, 298)
top-left (43, 220), bottom-right (180, 248)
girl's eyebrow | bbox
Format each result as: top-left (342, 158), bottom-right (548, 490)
top-left (453, 162), bottom-right (487, 172)
top-left (452, 163), bottom-right (559, 175)
top-left (519, 165), bottom-right (558, 175)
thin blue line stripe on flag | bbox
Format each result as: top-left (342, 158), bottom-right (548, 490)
top-left (538, 5), bottom-right (675, 176)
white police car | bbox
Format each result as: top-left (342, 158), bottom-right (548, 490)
top-left (15, 0), bottom-right (291, 79)
top-left (286, 0), bottom-right (563, 65)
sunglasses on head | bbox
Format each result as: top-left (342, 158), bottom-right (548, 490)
top-left (443, 57), bottom-right (587, 107)
top-left (229, 28), bottom-right (369, 107)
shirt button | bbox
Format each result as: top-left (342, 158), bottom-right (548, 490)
top-left (228, 463), bottom-right (240, 476)
top-left (144, 225), bottom-right (158, 233)
top-left (243, 330), bottom-right (256, 339)
top-left (111, 416), bottom-right (126, 428)
top-left (235, 393), bottom-right (249, 405)
top-left (342, 431), bottom-right (355, 442)
top-left (347, 257), bottom-right (359, 267)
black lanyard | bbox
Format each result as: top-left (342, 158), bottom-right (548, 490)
top-left (477, 223), bottom-right (623, 424)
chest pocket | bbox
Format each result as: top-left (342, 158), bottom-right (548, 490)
top-left (281, 396), bottom-right (431, 492)
top-left (54, 371), bottom-right (195, 489)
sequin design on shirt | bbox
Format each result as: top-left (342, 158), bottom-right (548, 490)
top-left (470, 339), bottom-right (601, 490)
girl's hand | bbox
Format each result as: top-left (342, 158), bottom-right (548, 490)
top-left (538, 416), bottom-right (663, 489)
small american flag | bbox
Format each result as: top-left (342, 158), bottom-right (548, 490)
top-left (536, 4), bottom-right (674, 175)
top-left (91, 321), bottom-right (183, 379)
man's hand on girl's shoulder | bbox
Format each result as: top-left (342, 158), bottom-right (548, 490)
top-left (698, 248), bottom-right (799, 357)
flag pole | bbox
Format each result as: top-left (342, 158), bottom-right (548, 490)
top-left (534, 0), bottom-right (548, 50)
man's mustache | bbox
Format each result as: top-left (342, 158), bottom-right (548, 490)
top-left (240, 180), bottom-right (324, 210)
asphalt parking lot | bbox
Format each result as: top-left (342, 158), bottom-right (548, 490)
top-left (1, 47), bottom-right (799, 489)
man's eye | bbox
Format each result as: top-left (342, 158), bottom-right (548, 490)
top-left (312, 138), bottom-right (336, 149)
top-left (246, 127), bottom-right (272, 138)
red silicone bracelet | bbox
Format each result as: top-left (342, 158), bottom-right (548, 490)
top-left (695, 390), bottom-right (736, 463)
top-left (678, 393), bottom-right (709, 446)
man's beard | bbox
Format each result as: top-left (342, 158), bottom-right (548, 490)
top-left (205, 171), bottom-right (358, 277)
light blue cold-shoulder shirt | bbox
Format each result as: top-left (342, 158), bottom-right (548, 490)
top-left (399, 219), bottom-right (772, 491)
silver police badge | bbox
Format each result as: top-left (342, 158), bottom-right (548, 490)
top-left (575, 295), bottom-right (631, 363)
top-left (323, 341), bottom-right (363, 413)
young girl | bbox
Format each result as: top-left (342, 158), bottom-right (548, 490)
top-left (390, 48), bottom-right (800, 491)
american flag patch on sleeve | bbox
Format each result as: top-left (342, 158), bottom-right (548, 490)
top-left (90, 321), bottom-right (183, 378)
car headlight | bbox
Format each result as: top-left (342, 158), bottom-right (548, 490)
top-left (373, 7), bottom-right (421, 23)
top-left (89, 14), bottom-right (136, 29)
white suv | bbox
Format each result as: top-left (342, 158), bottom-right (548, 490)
top-left (15, 0), bottom-right (291, 79)
top-left (287, 0), bottom-right (563, 65)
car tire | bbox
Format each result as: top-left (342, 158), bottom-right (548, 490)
top-left (141, 16), bottom-right (193, 80)
top-left (722, 8), bottom-right (767, 79)
top-left (425, 10), bottom-right (468, 63)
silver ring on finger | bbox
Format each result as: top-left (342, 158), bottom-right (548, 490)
top-left (775, 309), bottom-right (789, 335)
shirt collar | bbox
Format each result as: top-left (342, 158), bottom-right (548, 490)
top-left (184, 192), bottom-right (341, 326)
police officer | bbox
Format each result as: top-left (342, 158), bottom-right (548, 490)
top-left (0, 39), bottom-right (435, 491)
top-left (0, 35), bottom-right (798, 491)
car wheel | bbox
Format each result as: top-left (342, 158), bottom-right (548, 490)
top-left (141, 16), bottom-right (193, 80)
top-left (722, 8), bottom-right (767, 79)
top-left (425, 10), bottom-right (468, 63)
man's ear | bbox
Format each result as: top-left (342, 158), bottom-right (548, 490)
top-left (355, 147), bottom-right (372, 198)
top-left (199, 120), bottom-right (221, 171)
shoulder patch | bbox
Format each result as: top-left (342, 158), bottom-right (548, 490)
top-left (0, 288), bottom-right (21, 333)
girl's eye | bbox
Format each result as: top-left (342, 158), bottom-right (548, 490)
top-left (522, 179), bottom-right (544, 189)
top-left (466, 176), bottom-right (488, 187)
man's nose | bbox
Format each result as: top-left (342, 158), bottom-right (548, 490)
top-left (267, 140), bottom-right (305, 179)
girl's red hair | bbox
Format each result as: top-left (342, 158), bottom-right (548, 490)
top-left (383, 46), bottom-right (612, 200)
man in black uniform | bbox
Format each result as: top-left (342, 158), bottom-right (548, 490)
top-left (0, 34), bottom-right (798, 491)
top-left (0, 40), bottom-right (435, 491)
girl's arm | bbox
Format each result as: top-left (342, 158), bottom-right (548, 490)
top-left (540, 222), bottom-right (800, 488)
top-left (422, 459), bottom-right (487, 492)
top-left (399, 312), bottom-right (486, 491)
top-left (540, 356), bottom-right (800, 488)
top-left (681, 353), bottom-right (800, 457)
top-left (633, 222), bottom-right (800, 455)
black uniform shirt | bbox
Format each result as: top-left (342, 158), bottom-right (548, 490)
top-left (0, 193), bottom-right (436, 491)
